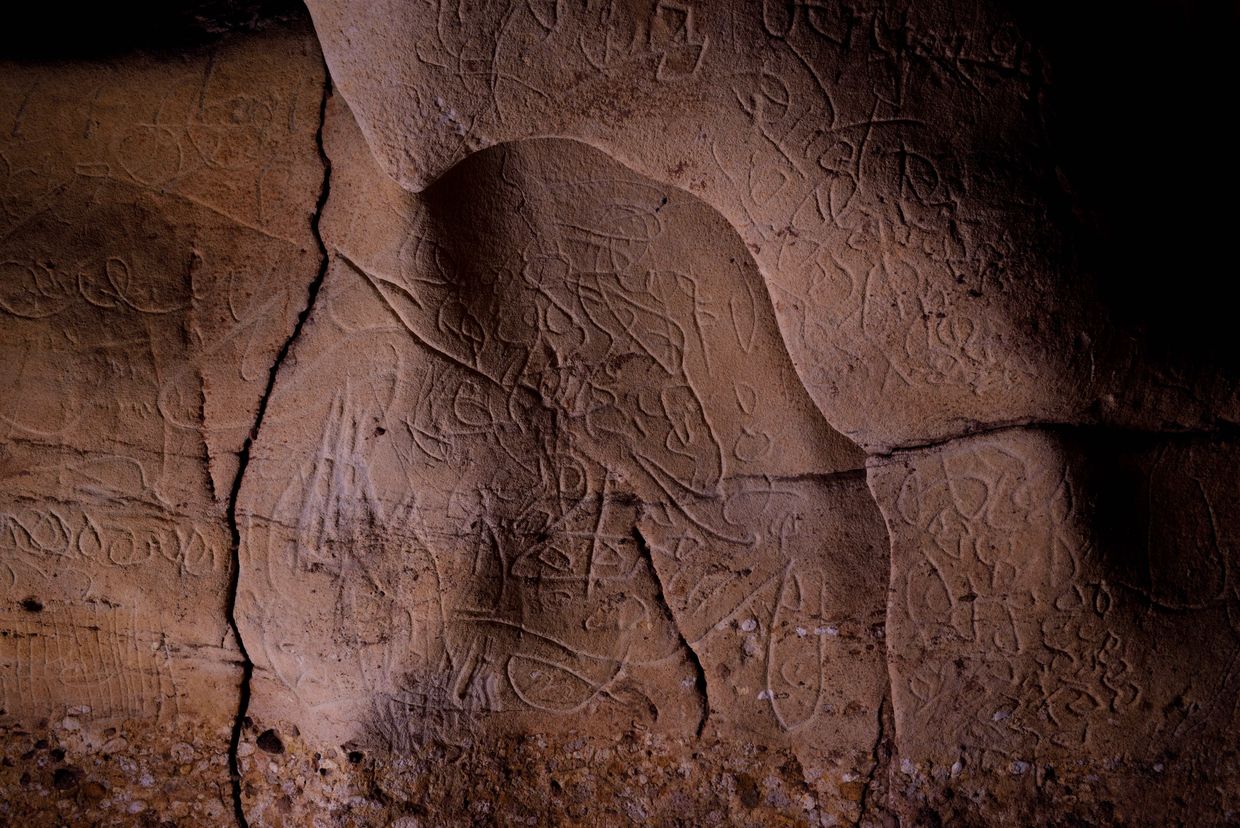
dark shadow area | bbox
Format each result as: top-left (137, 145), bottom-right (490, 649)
top-left (1012, 0), bottom-right (1240, 367)
top-left (0, 0), bottom-right (304, 59)
top-left (1077, 426), bottom-right (1240, 612)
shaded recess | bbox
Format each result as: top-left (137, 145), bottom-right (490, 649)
top-left (1007, 0), bottom-right (1240, 369)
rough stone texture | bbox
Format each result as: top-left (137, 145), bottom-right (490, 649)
top-left (0, 20), bottom-right (324, 824)
top-left (2, 2), bottom-right (1238, 825)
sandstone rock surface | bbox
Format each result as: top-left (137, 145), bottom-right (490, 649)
top-left (872, 428), bottom-right (1240, 824)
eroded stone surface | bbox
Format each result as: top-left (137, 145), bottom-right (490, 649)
top-left (0, 20), bottom-right (324, 823)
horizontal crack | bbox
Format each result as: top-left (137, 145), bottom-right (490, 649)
top-left (869, 417), bottom-right (1240, 459)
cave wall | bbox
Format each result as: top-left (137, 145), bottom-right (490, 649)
top-left (1, 2), bottom-right (1237, 825)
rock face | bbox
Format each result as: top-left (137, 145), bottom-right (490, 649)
top-left (1, 2), bottom-right (1237, 826)
top-left (0, 18), bottom-right (324, 824)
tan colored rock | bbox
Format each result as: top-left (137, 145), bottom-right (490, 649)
top-left (235, 96), bottom-right (888, 824)
top-left (300, 0), bottom-right (1066, 450)
top-left (0, 20), bottom-right (324, 824)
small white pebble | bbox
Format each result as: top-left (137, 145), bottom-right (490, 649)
top-left (1010, 760), bottom-right (1030, 775)
top-left (795, 627), bottom-right (807, 637)
top-left (681, 676), bottom-right (696, 687)
top-left (740, 619), bottom-right (757, 632)
top-left (900, 758), bottom-right (916, 776)
top-left (992, 709), bottom-right (1011, 722)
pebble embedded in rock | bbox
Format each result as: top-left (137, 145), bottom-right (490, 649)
top-left (52, 766), bottom-right (82, 790)
top-left (256, 730), bottom-right (285, 755)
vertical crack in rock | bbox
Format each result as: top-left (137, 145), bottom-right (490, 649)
top-left (223, 70), bottom-right (334, 828)
top-left (861, 462), bottom-right (899, 827)
top-left (631, 525), bottom-right (710, 739)
top-left (855, 691), bottom-right (892, 827)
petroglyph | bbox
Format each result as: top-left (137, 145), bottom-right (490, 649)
top-left (871, 429), bottom-right (1240, 823)
top-left (233, 99), bottom-right (887, 823)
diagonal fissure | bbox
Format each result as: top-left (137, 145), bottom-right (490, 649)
top-left (632, 524), bottom-right (710, 739)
